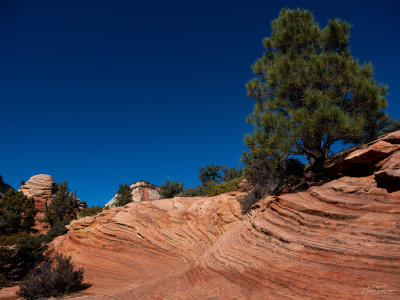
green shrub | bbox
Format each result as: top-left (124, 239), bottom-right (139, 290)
top-left (207, 177), bottom-right (243, 196)
top-left (17, 254), bottom-right (91, 299)
top-left (43, 219), bottom-right (70, 243)
top-left (176, 187), bottom-right (200, 197)
top-left (0, 190), bottom-right (37, 236)
top-left (160, 179), bottom-right (184, 198)
top-left (79, 206), bottom-right (103, 217)
top-left (0, 232), bottom-right (29, 246)
top-left (0, 272), bottom-right (6, 288)
top-left (240, 156), bottom-right (305, 212)
top-left (14, 235), bottom-right (45, 271)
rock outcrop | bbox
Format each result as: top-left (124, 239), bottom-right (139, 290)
top-left (18, 174), bottom-right (54, 232)
top-left (105, 180), bottom-right (161, 207)
top-left (18, 174), bottom-right (54, 212)
top-left (0, 175), bottom-right (12, 196)
top-left (44, 132), bottom-right (400, 299)
top-left (17, 174), bottom-right (87, 232)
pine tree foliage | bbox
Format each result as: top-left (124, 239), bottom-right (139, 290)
top-left (0, 190), bottom-right (37, 236)
top-left (198, 163), bottom-right (223, 184)
top-left (45, 182), bottom-right (78, 227)
top-left (114, 183), bottom-right (133, 207)
top-left (246, 8), bottom-right (399, 172)
top-left (160, 179), bottom-right (184, 198)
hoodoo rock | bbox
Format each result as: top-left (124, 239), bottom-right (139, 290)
top-left (41, 132), bottom-right (400, 299)
top-left (19, 174), bottom-right (54, 211)
top-left (105, 180), bottom-right (161, 207)
top-left (18, 174), bottom-right (54, 232)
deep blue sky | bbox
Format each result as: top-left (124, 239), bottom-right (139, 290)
top-left (1, 0), bottom-right (399, 206)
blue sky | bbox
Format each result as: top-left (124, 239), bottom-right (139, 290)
top-left (1, 0), bottom-right (399, 206)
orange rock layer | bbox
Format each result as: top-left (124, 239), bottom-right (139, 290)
top-left (47, 133), bottom-right (400, 299)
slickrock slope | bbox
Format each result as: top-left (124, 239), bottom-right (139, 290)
top-left (48, 132), bottom-right (400, 299)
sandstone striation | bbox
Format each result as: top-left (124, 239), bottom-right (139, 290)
top-left (105, 180), bottom-right (161, 207)
top-left (16, 174), bottom-right (87, 233)
top-left (18, 174), bottom-right (54, 232)
top-left (43, 132), bottom-right (400, 299)
top-left (18, 174), bottom-right (54, 212)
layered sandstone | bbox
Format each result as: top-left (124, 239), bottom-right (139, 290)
top-left (17, 174), bottom-right (87, 232)
top-left (18, 174), bottom-right (54, 211)
top-left (43, 133), bottom-right (400, 299)
top-left (105, 180), bottom-right (161, 207)
top-left (18, 174), bottom-right (54, 232)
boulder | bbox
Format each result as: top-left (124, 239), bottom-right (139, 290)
top-left (325, 139), bottom-right (400, 177)
top-left (375, 151), bottom-right (400, 192)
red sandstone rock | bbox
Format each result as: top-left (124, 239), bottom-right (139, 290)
top-left (345, 140), bottom-right (400, 165)
top-left (325, 140), bottom-right (400, 177)
top-left (4, 132), bottom-right (400, 299)
top-left (378, 130), bottom-right (400, 144)
top-left (44, 132), bottom-right (400, 299)
top-left (375, 151), bottom-right (400, 191)
top-left (18, 174), bottom-right (54, 233)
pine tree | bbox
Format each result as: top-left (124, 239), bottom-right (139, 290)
top-left (246, 8), bottom-right (399, 172)
top-left (114, 183), bottom-right (133, 206)
top-left (45, 182), bottom-right (78, 227)
top-left (0, 190), bottom-right (37, 235)
top-left (198, 163), bottom-right (223, 184)
top-left (160, 179), bottom-right (184, 198)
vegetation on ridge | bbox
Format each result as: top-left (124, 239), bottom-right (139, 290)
top-left (114, 183), bottom-right (133, 206)
top-left (0, 182), bottom-right (90, 297)
top-left (241, 7), bottom-right (400, 210)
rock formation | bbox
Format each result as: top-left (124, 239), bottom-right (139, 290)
top-left (18, 174), bottom-right (54, 232)
top-left (19, 174), bottom-right (54, 212)
top-left (17, 174), bottom-right (87, 232)
top-left (43, 131), bottom-right (400, 299)
top-left (105, 180), bottom-right (161, 207)
top-left (0, 175), bottom-right (12, 196)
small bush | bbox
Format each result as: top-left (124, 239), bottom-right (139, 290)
top-left (176, 187), bottom-right (200, 197)
top-left (160, 179), bottom-right (184, 198)
top-left (240, 157), bottom-right (304, 212)
top-left (43, 219), bottom-right (70, 243)
top-left (79, 206), bottom-right (103, 217)
top-left (14, 236), bottom-right (45, 271)
top-left (0, 272), bottom-right (6, 288)
top-left (0, 232), bottom-right (29, 246)
top-left (207, 177), bottom-right (243, 196)
top-left (17, 254), bottom-right (91, 299)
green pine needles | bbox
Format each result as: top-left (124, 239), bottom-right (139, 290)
top-left (245, 8), bottom-right (399, 172)
top-left (114, 183), bottom-right (133, 207)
